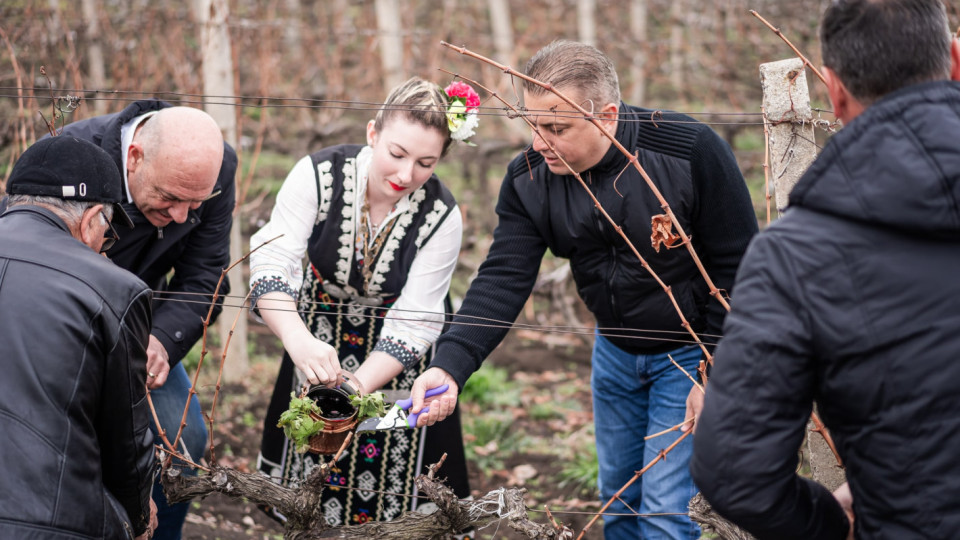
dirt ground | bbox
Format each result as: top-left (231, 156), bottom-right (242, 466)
top-left (180, 328), bottom-right (602, 540)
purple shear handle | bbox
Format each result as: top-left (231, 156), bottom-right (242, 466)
top-left (399, 384), bottom-right (449, 428)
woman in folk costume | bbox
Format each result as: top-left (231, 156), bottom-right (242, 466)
top-left (250, 76), bottom-right (478, 530)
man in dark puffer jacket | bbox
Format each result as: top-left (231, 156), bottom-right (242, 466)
top-left (691, 1), bottom-right (960, 538)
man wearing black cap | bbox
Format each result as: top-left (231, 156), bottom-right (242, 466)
top-left (0, 136), bottom-right (157, 539)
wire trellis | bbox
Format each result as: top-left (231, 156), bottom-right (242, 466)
top-left (0, 86), bottom-right (841, 132)
top-left (151, 289), bottom-right (722, 349)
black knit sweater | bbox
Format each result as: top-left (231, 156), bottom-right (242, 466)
top-left (431, 103), bottom-right (758, 389)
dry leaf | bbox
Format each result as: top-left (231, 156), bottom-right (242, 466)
top-left (651, 214), bottom-right (682, 253)
top-left (509, 464), bottom-right (538, 486)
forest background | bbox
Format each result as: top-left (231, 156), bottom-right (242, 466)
top-left (3, 1), bottom-right (959, 538)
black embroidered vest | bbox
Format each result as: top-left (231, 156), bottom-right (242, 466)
top-left (306, 144), bottom-right (457, 301)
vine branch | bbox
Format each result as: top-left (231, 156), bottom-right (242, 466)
top-left (750, 10), bottom-right (827, 86)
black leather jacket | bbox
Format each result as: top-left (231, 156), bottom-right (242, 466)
top-left (0, 206), bottom-right (154, 538)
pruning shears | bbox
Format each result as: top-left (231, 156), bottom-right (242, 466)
top-left (355, 384), bottom-right (449, 432)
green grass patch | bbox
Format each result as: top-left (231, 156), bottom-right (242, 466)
top-left (557, 427), bottom-right (599, 498)
top-left (241, 150), bottom-right (299, 199)
top-left (460, 364), bottom-right (521, 408)
top-left (529, 402), bottom-right (563, 421)
top-left (733, 129), bottom-right (765, 152)
top-left (463, 411), bottom-right (525, 471)
top-left (241, 411), bottom-right (259, 429)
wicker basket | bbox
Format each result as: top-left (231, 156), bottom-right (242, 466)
top-left (305, 385), bottom-right (358, 455)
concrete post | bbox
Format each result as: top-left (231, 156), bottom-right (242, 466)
top-left (760, 57), bottom-right (845, 492)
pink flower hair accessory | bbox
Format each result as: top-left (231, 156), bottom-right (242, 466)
top-left (444, 81), bottom-right (481, 144)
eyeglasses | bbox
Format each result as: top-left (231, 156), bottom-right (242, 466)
top-left (152, 184), bottom-right (222, 206)
top-left (100, 210), bottom-right (119, 253)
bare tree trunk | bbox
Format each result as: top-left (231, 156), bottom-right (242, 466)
top-left (375, 0), bottom-right (404, 91)
top-left (80, 0), bottom-right (107, 114)
top-left (669, 0), bottom-right (685, 102)
top-left (423, 0), bottom-right (457, 79)
top-left (283, 0), bottom-right (302, 52)
top-left (486, 0), bottom-right (527, 142)
top-left (46, 0), bottom-right (61, 41)
top-left (629, 0), bottom-right (648, 105)
top-left (690, 2), bottom-right (710, 105)
top-left (197, 0), bottom-right (248, 381)
top-left (577, 0), bottom-right (596, 47)
top-left (488, 0), bottom-right (513, 66)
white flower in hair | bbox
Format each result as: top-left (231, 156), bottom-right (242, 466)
top-left (450, 110), bottom-right (479, 143)
top-left (444, 81), bottom-right (481, 145)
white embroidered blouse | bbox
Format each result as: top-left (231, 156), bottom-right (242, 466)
top-left (249, 147), bottom-right (463, 367)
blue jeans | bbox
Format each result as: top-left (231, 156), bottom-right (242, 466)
top-left (148, 362), bottom-right (208, 540)
top-left (592, 334), bottom-right (701, 540)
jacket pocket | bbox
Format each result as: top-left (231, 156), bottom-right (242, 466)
top-left (0, 410), bottom-right (65, 524)
top-left (103, 489), bottom-right (135, 540)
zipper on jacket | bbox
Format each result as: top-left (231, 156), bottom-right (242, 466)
top-left (608, 244), bottom-right (619, 321)
top-left (593, 206), bottom-right (621, 323)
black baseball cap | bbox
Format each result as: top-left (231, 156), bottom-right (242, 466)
top-left (6, 136), bottom-right (134, 228)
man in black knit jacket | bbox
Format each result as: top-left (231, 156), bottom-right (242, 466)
top-left (410, 40), bottom-right (758, 539)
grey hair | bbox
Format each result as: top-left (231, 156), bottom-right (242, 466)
top-left (374, 76), bottom-right (453, 156)
top-left (7, 194), bottom-right (107, 226)
top-left (523, 40), bottom-right (621, 111)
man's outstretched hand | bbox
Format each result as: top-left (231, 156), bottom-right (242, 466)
top-left (833, 482), bottom-right (855, 540)
top-left (681, 384), bottom-right (705, 434)
top-left (146, 336), bottom-right (171, 390)
top-left (409, 367), bottom-right (459, 427)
